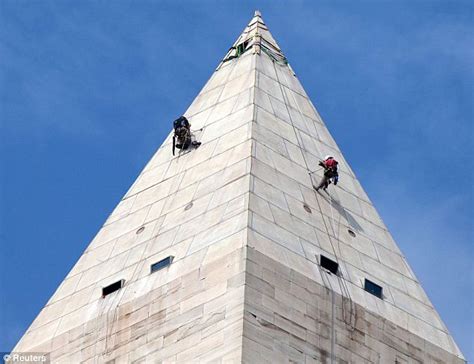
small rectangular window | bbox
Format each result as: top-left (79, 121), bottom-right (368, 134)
top-left (236, 40), bottom-right (249, 56)
top-left (320, 255), bottom-right (339, 275)
top-left (102, 279), bottom-right (124, 297)
top-left (364, 279), bottom-right (383, 299)
top-left (151, 256), bottom-right (174, 274)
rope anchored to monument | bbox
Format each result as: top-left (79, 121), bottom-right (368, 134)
top-left (270, 56), bottom-right (356, 335)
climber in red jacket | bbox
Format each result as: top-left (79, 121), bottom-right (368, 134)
top-left (314, 155), bottom-right (339, 191)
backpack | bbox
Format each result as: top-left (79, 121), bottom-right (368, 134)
top-left (172, 116), bottom-right (191, 156)
top-left (323, 160), bottom-right (338, 178)
top-left (173, 116), bottom-right (189, 131)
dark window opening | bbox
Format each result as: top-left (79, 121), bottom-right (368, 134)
top-left (364, 279), bottom-right (383, 299)
top-left (236, 40), bottom-right (250, 57)
top-left (102, 279), bottom-right (124, 297)
top-left (320, 255), bottom-right (339, 275)
top-left (151, 256), bottom-right (174, 274)
top-left (222, 40), bottom-right (251, 64)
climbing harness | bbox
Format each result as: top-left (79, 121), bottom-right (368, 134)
top-left (317, 166), bottom-right (339, 191)
top-left (172, 116), bottom-right (201, 156)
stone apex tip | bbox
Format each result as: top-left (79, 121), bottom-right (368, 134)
top-left (254, 10), bottom-right (262, 17)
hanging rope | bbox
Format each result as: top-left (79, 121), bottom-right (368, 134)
top-left (103, 206), bottom-right (163, 356)
top-left (270, 57), bottom-right (356, 331)
top-left (93, 52), bottom-right (242, 359)
top-left (261, 44), bottom-right (288, 66)
top-left (321, 193), bottom-right (356, 331)
top-left (86, 289), bottom-right (107, 363)
top-left (291, 87), bottom-right (356, 330)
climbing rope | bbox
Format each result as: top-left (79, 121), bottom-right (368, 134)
top-left (270, 57), bottom-right (356, 331)
top-left (100, 56), bottom-right (245, 356)
top-left (86, 288), bottom-right (107, 363)
top-left (292, 91), bottom-right (356, 329)
top-left (320, 192), bottom-right (356, 330)
top-left (90, 214), bottom-right (159, 360)
top-left (280, 65), bottom-right (357, 328)
top-left (261, 45), bottom-right (288, 65)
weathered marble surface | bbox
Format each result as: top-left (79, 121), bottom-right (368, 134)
top-left (13, 11), bottom-right (464, 364)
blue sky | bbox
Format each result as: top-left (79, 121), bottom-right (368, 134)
top-left (1, 0), bottom-right (472, 359)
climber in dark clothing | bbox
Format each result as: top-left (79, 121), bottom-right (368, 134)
top-left (172, 116), bottom-right (201, 155)
top-left (314, 155), bottom-right (339, 191)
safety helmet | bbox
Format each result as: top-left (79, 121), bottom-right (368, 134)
top-left (324, 155), bottom-right (333, 160)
